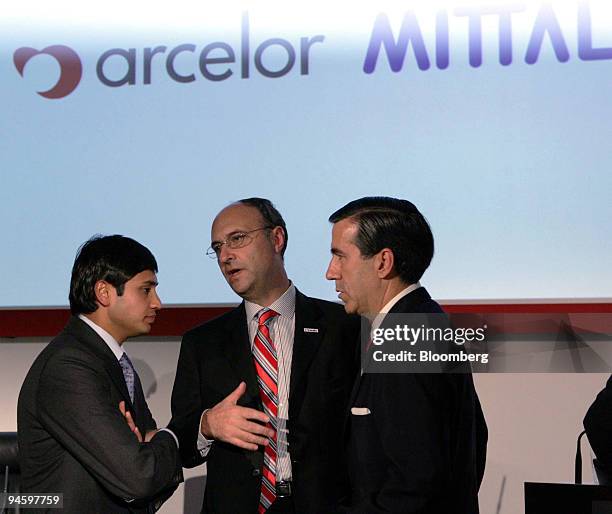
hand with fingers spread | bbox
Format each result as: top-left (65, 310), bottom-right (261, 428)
top-left (200, 381), bottom-right (274, 451)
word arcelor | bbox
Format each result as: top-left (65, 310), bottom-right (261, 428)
top-left (96, 13), bottom-right (324, 86)
top-left (364, 2), bottom-right (612, 72)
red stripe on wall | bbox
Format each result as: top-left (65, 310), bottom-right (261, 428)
top-left (0, 306), bottom-right (230, 338)
top-left (0, 303), bottom-right (611, 338)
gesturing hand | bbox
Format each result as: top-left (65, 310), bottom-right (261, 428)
top-left (200, 381), bottom-right (275, 451)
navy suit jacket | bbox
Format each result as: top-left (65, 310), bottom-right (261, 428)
top-left (169, 290), bottom-right (359, 514)
top-left (341, 287), bottom-right (488, 513)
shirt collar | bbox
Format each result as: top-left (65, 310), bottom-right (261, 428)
top-left (245, 282), bottom-right (296, 322)
top-left (371, 282), bottom-right (421, 333)
top-left (379, 282), bottom-right (421, 315)
top-left (78, 314), bottom-right (124, 361)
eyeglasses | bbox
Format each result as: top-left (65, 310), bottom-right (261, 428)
top-left (206, 226), bottom-right (272, 259)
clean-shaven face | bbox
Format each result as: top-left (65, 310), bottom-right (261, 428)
top-left (106, 269), bottom-right (161, 341)
top-left (210, 203), bottom-right (278, 302)
top-left (326, 218), bottom-right (378, 315)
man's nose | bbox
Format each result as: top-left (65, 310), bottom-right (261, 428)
top-left (218, 243), bottom-right (235, 264)
top-left (325, 260), bottom-right (337, 280)
top-left (151, 290), bottom-right (162, 311)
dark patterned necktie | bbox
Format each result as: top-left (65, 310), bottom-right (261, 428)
top-left (119, 353), bottom-right (135, 404)
top-left (253, 308), bottom-right (279, 513)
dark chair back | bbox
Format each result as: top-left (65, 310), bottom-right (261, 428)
top-left (0, 432), bottom-right (20, 513)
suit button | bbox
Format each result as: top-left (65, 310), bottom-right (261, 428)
top-left (252, 468), bottom-right (261, 477)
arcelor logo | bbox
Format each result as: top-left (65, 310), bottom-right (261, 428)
top-left (12, 5), bottom-right (612, 100)
top-left (13, 45), bottom-right (82, 99)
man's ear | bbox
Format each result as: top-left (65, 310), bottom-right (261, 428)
top-left (375, 248), bottom-right (395, 279)
top-left (94, 280), bottom-right (112, 308)
top-left (270, 226), bottom-right (286, 255)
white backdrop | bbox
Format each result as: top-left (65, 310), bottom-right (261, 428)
top-left (2, 0), bottom-right (612, 307)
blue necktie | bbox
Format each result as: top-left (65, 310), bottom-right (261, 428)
top-left (119, 353), bottom-right (135, 403)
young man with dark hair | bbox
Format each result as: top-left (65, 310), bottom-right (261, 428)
top-left (326, 197), bottom-right (487, 514)
top-left (18, 235), bottom-right (182, 514)
top-left (170, 198), bottom-right (359, 514)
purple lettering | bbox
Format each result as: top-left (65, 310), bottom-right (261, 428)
top-left (525, 3), bottom-right (569, 64)
top-left (363, 12), bottom-right (430, 74)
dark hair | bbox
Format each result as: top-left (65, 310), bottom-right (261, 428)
top-left (69, 234), bottom-right (158, 315)
top-left (238, 198), bottom-right (288, 257)
top-left (329, 196), bottom-right (434, 284)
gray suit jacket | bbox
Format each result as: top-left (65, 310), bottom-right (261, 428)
top-left (18, 316), bottom-right (182, 513)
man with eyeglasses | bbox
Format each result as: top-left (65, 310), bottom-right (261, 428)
top-left (169, 198), bottom-right (359, 514)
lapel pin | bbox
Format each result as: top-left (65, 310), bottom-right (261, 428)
top-left (303, 327), bottom-right (319, 333)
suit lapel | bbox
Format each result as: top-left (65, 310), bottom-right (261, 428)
top-left (344, 322), bottom-right (367, 437)
top-left (287, 292), bottom-right (324, 428)
top-left (105, 360), bottom-right (134, 411)
top-left (131, 370), bottom-right (148, 430)
top-left (346, 314), bottom-right (371, 410)
top-left (65, 317), bottom-right (133, 408)
top-left (344, 288), bottom-right (433, 434)
top-left (222, 304), bottom-right (260, 402)
top-left (220, 305), bottom-right (264, 471)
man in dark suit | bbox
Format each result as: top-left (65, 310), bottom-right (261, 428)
top-left (585, 375), bottom-right (612, 475)
top-left (326, 197), bottom-right (488, 514)
top-left (18, 235), bottom-right (182, 513)
top-left (170, 198), bottom-right (358, 514)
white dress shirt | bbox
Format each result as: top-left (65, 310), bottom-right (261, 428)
top-left (362, 283), bottom-right (421, 375)
top-left (197, 283), bottom-right (296, 481)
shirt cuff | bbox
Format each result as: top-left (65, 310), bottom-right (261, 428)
top-left (158, 428), bottom-right (179, 448)
top-left (197, 410), bottom-right (214, 457)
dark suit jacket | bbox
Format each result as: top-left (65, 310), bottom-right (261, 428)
top-left (169, 290), bottom-right (359, 514)
top-left (341, 287), bottom-right (488, 514)
top-left (17, 316), bottom-right (182, 514)
top-left (585, 375), bottom-right (612, 472)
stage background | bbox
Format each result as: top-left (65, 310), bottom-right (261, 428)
top-left (2, 1), bottom-right (612, 513)
top-left (2, 0), bottom-right (611, 308)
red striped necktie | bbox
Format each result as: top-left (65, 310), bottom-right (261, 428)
top-left (253, 308), bottom-right (279, 513)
